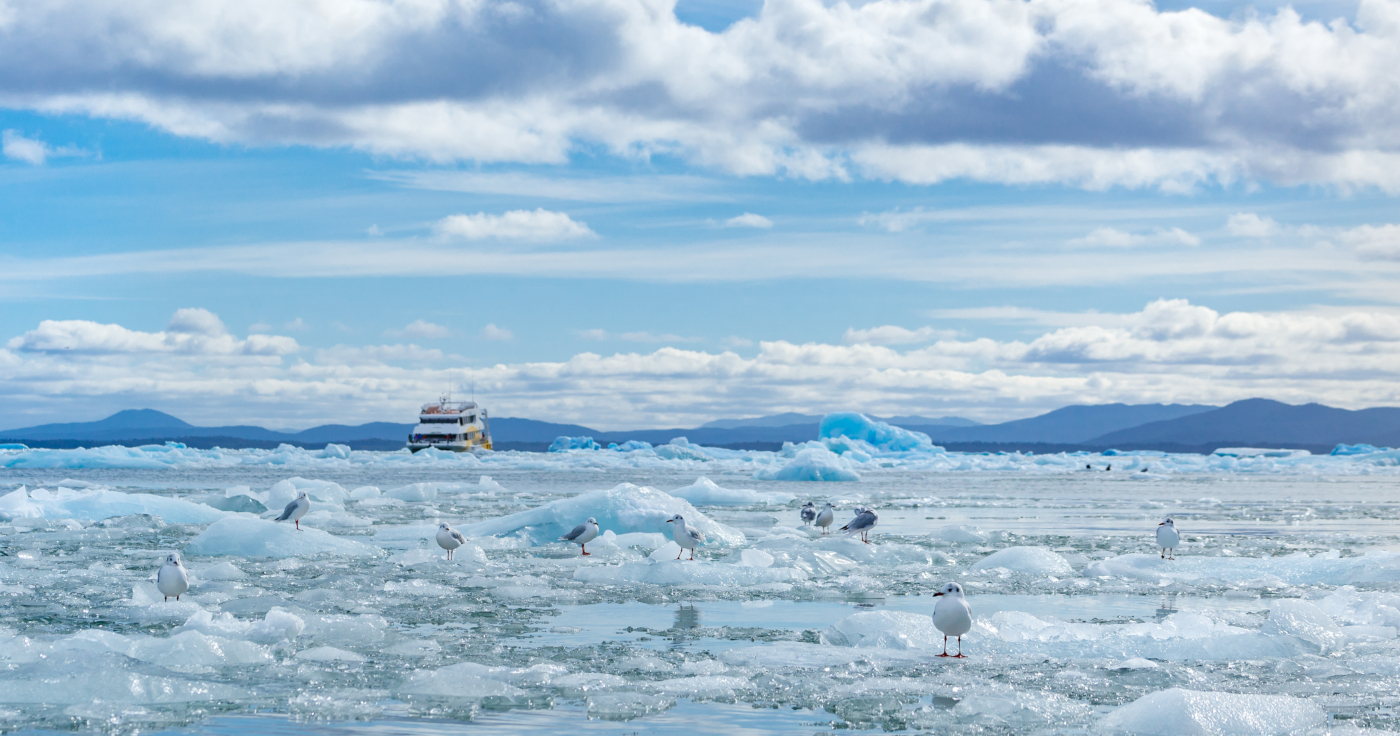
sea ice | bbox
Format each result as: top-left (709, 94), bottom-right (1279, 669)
top-left (1096, 688), bottom-right (1326, 735)
top-left (754, 445), bottom-right (860, 481)
top-left (550, 436), bottom-right (601, 452)
top-left (1083, 551), bottom-right (1400, 585)
top-left (971, 546), bottom-right (1074, 575)
top-left (184, 516), bottom-right (382, 558)
top-left (819, 413), bottom-right (945, 454)
top-left (668, 476), bottom-right (796, 505)
top-left (822, 610), bottom-right (942, 649)
top-left (460, 483), bottom-right (745, 547)
top-left (0, 485), bottom-right (225, 524)
top-left (575, 558), bottom-right (806, 587)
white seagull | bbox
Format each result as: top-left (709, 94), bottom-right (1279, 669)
top-left (1157, 517), bottom-right (1180, 560)
top-left (561, 517), bottom-right (600, 556)
top-left (667, 514), bottom-right (705, 560)
top-left (437, 522), bottom-right (468, 560)
top-left (275, 489), bottom-right (310, 530)
top-left (157, 552), bottom-right (190, 602)
top-left (840, 506), bottom-right (879, 544)
top-left (814, 503), bottom-right (835, 534)
top-left (800, 501), bottom-right (816, 526)
top-left (932, 581), bottom-right (973, 658)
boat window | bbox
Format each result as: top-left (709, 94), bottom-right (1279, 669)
top-left (466, 415), bottom-right (475, 423)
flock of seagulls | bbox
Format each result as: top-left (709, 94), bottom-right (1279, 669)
top-left (157, 484), bottom-right (1185, 662)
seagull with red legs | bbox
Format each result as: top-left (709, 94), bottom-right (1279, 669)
top-left (932, 581), bottom-right (973, 658)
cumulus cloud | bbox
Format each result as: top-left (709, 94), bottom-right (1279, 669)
top-left (435, 209), bottom-right (595, 241)
top-left (2, 129), bottom-right (85, 165)
top-left (843, 326), bottom-right (958, 345)
top-left (7, 300), bottom-right (1400, 427)
top-left (4, 308), bottom-right (297, 356)
top-left (481, 323), bottom-right (514, 341)
top-left (1227, 213), bottom-right (1279, 238)
top-left (0, 0), bottom-right (1398, 189)
top-left (1339, 224), bottom-right (1400, 260)
top-left (724, 213), bottom-right (773, 229)
top-left (384, 320), bottom-right (451, 339)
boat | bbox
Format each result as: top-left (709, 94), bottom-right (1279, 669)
top-left (407, 395), bottom-right (493, 452)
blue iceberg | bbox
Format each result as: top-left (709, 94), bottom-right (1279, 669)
top-left (818, 413), bottom-right (944, 455)
top-left (549, 436), bottom-right (601, 452)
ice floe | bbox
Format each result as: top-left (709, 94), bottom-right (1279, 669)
top-left (1097, 688), bottom-right (1326, 735)
top-left (184, 516), bottom-right (383, 558)
top-left (0, 485), bottom-right (225, 524)
top-left (668, 476), bottom-right (795, 505)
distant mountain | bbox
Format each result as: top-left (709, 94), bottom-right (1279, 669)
top-left (701, 413), bottom-right (980, 429)
top-left (911, 403), bottom-right (1218, 444)
top-left (1090, 399), bottom-right (1400, 448)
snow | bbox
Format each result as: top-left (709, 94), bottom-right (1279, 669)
top-left (184, 516), bottom-right (383, 558)
top-left (668, 476), bottom-right (796, 505)
top-left (460, 483), bottom-right (745, 547)
top-left (1097, 689), bottom-right (1327, 735)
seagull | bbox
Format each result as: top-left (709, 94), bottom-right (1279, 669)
top-left (275, 489), bottom-right (310, 530)
top-left (932, 581), bottom-right (973, 658)
top-left (1157, 517), bottom-right (1180, 560)
top-left (800, 501), bottom-right (816, 526)
top-left (157, 552), bottom-right (189, 602)
top-left (560, 517), bottom-right (600, 555)
top-left (814, 503), bottom-right (835, 534)
top-left (666, 514), bottom-right (705, 560)
top-left (840, 506), bottom-right (879, 544)
top-left (437, 522), bottom-right (468, 560)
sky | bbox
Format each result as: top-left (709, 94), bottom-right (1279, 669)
top-left (1, 0), bottom-right (1399, 431)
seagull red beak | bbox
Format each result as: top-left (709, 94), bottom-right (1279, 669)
top-left (933, 591), bottom-right (944, 597)
top-left (666, 519), bottom-right (673, 523)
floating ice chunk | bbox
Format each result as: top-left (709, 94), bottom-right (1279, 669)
top-left (575, 558), bottom-right (806, 587)
top-left (929, 524), bottom-right (988, 546)
top-left (822, 610), bottom-right (941, 649)
top-left (669, 477), bottom-right (796, 506)
top-left (551, 673), bottom-right (628, 693)
top-left (653, 438), bottom-right (712, 461)
top-left (1263, 599), bottom-right (1344, 653)
top-left (177, 608), bottom-right (305, 643)
top-left (383, 640), bottom-right (442, 657)
top-left (297, 646), bottom-right (365, 662)
top-left (1332, 443), bottom-right (1391, 455)
top-left (266, 478), bottom-right (348, 511)
top-left (1111, 658), bottom-right (1159, 670)
top-left (349, 486), bottom-right (381, 500)
top-left (320, 444), bottom-right (351, 459)
top-left (0, 650), bottom-right (249, 704)
top-left (392, 546), bottom-right (486, 566)
top-left (972, 547), bottom-right (1074, 575)
top-left (732, 549), bottom-right (775, 568)
top-left (185, 516), bottom-right (382, 558)
top-left (461, 483), bottom-right (745, 547)
top-left (1084, 552), bottom-right (1400, 585)
top-left (477, 475), bottom-right (507, 493)
top-left (0, 486), bottom-right (225, 524)
top-left (1097, 688), bottom-right (1326, 735)
top-left (588, 692), bottom-right (676, 720)
top-left (302, 614), bottom-right (389, 646)
top-left (197, 561), bottom-right (247, 580)
top-left (400, 662), bottom-right (526, 698)
top-left (647, 675), bottom-right (751, 698)
top-left (819, 413), bottom-right (944, 454)
top-left (385, 483), bottom-right (437, 501)
top-left (550, 436), bottom-right (600, 452)
top-left (1212, 447), bottom-right (1310, 458)
top-left (609, 440), bottom-right (654, 452)
top-left (608, 531), bottom-right (669, 550)
top-left (384, 579), bottom-right (457, 597)
top-left (754, 446), bottom-right (860, 482)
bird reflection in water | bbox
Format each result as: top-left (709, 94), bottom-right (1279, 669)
top-left (1155, 593), bottom-right (1178, 621)
top-left (670, 604), bottom-right (701, 648)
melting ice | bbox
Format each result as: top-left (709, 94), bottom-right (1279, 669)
top-left (2, 413), bottom-right (1400, 733)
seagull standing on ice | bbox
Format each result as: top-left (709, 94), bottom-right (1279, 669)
top-left (275, 489), bottom-right (310, 530)
top-left (157, 552), bottom-right (189, 602)
top-left (814, 503), bottom-right (835, 534)
top-left (437, 522), bottom-right (468, 560)
top-left (800, 502), bottom-right (816, 526)
top-left (667, 514), bottom-right (705, 560)
top-left (561, 517), bottom-right (600, 555)
top-left (840, 506), bottom-right (879, 544)
top-left (1157, 517), bottom-right (1180, 560)
top-left (932, 582), bottom-right (972, 658)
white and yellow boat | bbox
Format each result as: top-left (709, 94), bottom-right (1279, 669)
top-left (407, 395), bottom-right (493, 452)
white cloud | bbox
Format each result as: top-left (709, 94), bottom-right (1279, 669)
top-left (859, 208), bottom-right (943, 233)
top-left (2, 129), bottom-right (85, 165)
top-left (282, 317), bottom-right (309, 332)
top-left (366, 224), bottom-right (383, 236)
top-left (843, 326), bottom-right (958, 345)
top-left (1339, 224), bottom-right (1400, 260)
top-left (1070, 226), bottom-right (1199, 248)
top-left (724, 213), bottom-right (773, 229)
top-left (4, 308), bottom-right (297, 356)
top-left (1, 0), bottom-right (1398, 189)
top-left (481, 323), bottom-right (514, 341)
top-left (435, 209), bottom-right (595, 241)
top-left (9, 301), bottom-right (1400, 427)
top-left (385, 320), bottom-right (451, 339)
top-left (1227, 213), bottom-right (1279, 238)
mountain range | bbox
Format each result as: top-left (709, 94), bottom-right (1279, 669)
top-left (3, 399), bottom-right (1399, 453)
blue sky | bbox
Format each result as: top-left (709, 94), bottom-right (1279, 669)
top-left (2, 0), bottom-right (1399, 430)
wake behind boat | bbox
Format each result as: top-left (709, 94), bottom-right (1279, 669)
top-left (407, 395), bottom-right (492, 452)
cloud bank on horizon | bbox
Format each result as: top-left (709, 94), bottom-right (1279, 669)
top-left (4, 300), bottom-right (1400, 430)
top-left (0, 0), bottom-right (1398, 190)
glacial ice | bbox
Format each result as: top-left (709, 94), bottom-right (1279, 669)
top-left (668, 476), bottom-right (796, 505)
top-left (184, 515), bottom-right (383, 558)
top-left (819, 412), bottom-right (944, 454)
top-left (460, 483), bottom-right (745, 547)
top-left (971, 546), bottom-right (1074, 575)
top-left (1097, 688), bottom-right (1327, 735)
top-left (1084, 551), bottom-right (1400, 585)
top-left (550, 436), bottom-right (601, 452)
top-left (754, 445), bottom-right (860, 481)
top-left (0, 485), bottom-right (226, 524)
